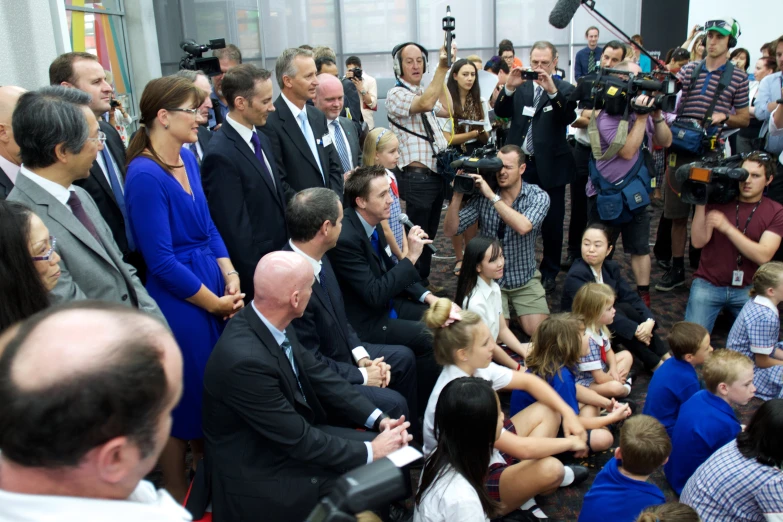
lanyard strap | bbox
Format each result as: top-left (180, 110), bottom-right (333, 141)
top-left (735, 200), bottom-right (762, 267)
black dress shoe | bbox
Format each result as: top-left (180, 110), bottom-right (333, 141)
top-left (561, 254), bottom-right (578, 270)
top-left (542, 277), bottom-right (556, 295)
top-left (565, 464), bottom-right (590, 487)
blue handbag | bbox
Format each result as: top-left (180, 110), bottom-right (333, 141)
top-left (589, 149), bottom-right (652, 226)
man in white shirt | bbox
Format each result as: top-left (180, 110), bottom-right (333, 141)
top-left (345, 55), bottom-right (378, 129)
top-left (0, 302), bottom-right (191, 522)
top-left (313, 73), bottom-right (362, 174)
top-left (0, 85), bottom-right (25, 200)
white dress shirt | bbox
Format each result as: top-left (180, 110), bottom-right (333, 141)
top-left (464, 277), bottom-right (503, 341)
top-left (0, 154), bottom-right (20, 184)
top-left (224, 114), bottom-right (275, 185)
top-left (280, 93), bottom-right (324, 174)
top-left (18, 166), bottom-right (74, 210)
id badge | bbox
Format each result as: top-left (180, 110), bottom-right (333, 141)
top-left (522, 106), bottom-right (535, 117)
top-left (669, 153), bottom-right (677, 168)
top-left (732, 270), bottom-right (745, 287)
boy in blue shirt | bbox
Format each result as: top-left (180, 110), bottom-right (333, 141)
top-left (643, 322), bottom-right (712, 437)
top-left (664, 349), bottom-right (756, 494)
top-left (579, 415), bottom-right (670, 522)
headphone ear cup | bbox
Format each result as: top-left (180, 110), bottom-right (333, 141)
top-left (729, 37), bottom-right (737, 49)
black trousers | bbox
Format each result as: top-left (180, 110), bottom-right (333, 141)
top-left (524, 157), bottom-right (566, 280)
top-left (610, 302), bottom-right (670, 372)
top-left (568, 143), bottom-right (591, 257)
top-left (359, 342), bottom-right (418, 434)
top-left (398, 167), bottom-right (445, 285)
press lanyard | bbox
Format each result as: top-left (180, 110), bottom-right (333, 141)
top-left (735, 200), bottom-right (761, 267)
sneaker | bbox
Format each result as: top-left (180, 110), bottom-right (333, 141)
top-left (638, 289), bottom-right (650, 308)
top-left (654, 266), bottom-right (685, 292)
top-left (656, 259), bottom-right (672, 271)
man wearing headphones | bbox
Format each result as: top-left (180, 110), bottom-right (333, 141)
top-left (386, 43), bottom-right (451, 291)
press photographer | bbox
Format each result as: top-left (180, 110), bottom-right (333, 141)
top-left (684, 152), bottom-right (783, 333)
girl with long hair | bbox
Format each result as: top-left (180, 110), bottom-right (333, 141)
top-left (125, 75), bottom-right (245, 501)
top-left (0, 201), bottom-right (60, 331)
top-left (454, 237), bottom-right (529, 370)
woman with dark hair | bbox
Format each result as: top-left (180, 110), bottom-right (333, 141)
top-left (414, 377), bottom-right (501, 522)
top-left (562, 223), bottom-right (670, 373)
top-left (730, 48), bottom-right (751, 72)
top-left (681, 399), bottom-right (783, 520)
top-left (0, 201), bottom-right (60, 331)
top-left (455, 237), bottom-right (529, 370)
top-left (125, 75), bottom-right (245, 502)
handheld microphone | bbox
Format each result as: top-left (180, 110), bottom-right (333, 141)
top-left (549, 0), bottom-right (582, 29)
top-left (399, 213), bottom-right (437, 253)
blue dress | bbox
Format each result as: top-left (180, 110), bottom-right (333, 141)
top-left (126, 149), bottom-right (229, 440)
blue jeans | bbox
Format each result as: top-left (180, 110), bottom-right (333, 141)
top-left (684, 277), bottom-right (750, 333)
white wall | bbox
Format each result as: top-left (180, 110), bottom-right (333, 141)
top-left (0, 0), bottom-right (60, 89)
top-left (688, 0), bottom-right (780, 74)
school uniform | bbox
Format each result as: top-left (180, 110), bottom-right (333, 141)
top-left (664, 390), bottom-right (741, 495)
top-left (578, 457), bottom-right (664, 522)
top-left (641, 357), bottom-right (701, 438)
top-left (576, 327), bottom-right (611, 387)
top-left (727, 295), bottom-right (783, 400)
top-left (509, 366), bottom-right (579, 417)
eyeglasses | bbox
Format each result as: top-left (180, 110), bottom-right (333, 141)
top-left (168, 108), bottom-right (199, 117)
top-left (32, 236), bottom-right (57, 261)
top-left (86, 131), bottom-right (107, 145)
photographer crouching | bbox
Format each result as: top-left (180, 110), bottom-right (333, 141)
top-left (684, 152), bottom-right (783, 333)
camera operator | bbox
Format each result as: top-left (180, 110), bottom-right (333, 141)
top-left (345, 56), bottom-right (378, 129)
top-left (386, 43), bottom-right (453, 291)
top-left (657, 18), bottom-right (750, 293)
top-left (444, 145), bottom-right (550, 337)
top-left (684, 152), bottom-right (783, 333)
top-left (209, 44), bottom-right (242, 131)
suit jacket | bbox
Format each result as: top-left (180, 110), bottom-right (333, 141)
top-left (196, 125), bottom-right (212, 157)
top-left (337, 115), bottom-right (362, 169)
top-left (327, 207), bottom-right (427, 340)
top-left (284, 244), bottom-right (365, 384)
top-left (202, 305), bottom-right (376, 522)
top-left (7, 174), bottom-right (165, 324)
top-left (494, 79), bottom-right (578, 189)
top-left (0, 164), bottom-right (13, 200)
top-left (210, 94), bottom-right (225, 129)
top-left (260, 96), bottom-right (344, 202)
top-left (201, 122), bottom-right (288, 302)
top-left (341, 78), bottom-right (364, 125)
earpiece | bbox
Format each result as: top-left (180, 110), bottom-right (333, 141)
top-left (729, 20), bottom-right (741, 49)
top-left (392, 42), bottom-right (429, 78)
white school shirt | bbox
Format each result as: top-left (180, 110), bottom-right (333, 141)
top-left (413, 466), bottom-right (490, 522)
top-left (464, 277), bottom-right (503, 342)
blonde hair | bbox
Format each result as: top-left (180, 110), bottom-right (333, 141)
top-left (423, 298), bottom-right (483, 366)
top-left (750, 261), bottom-right (783, 297)
top-left (526, 314), bottom-right (584, 381)
top-left (636, 503), bottom-right (701, 522)
top-left (572, 283), bottom-right (615, 337)
top-left (703, 349), bottom-right (753, 393)
top-left (362, 127), bottom-right (398, 167)
top-left (620, 415), bottom-right (671, 475)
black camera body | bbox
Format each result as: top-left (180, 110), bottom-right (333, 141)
top-left (588, 68), bottom-right (679, 117)
top-left (674, 154), bottom-right (748, 205)
top-left (179, 38), bottom-right (227, 76)
top-left (351, 68), bottom-right (362, 80)
top-left (522, 69), bottom-right (540, 81)
top-left (450, 145), bottom-right (503, 194)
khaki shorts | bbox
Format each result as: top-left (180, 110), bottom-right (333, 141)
top-left (501, 271), bottom-right (550, 318)
top-left (663, 151), bottom-right (698, 220)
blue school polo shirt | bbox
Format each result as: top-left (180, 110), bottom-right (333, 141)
top-left (642, 357), bottom-right (701, 438)
top-left (510, 367), bottom-right (580, 417)
top-left (578, 457), bottom-right (665, 522)
top-left (664, 389), bottom-right (741, 494)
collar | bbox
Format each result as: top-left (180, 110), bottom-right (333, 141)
top-left (703, 389), bottom-right (739, 418)
top-left (586, 326), bottom-right (606, 345)
top-left (397, 77), bottom-right (423, 94)
top-left (225, 113), bottom-right (255, 146)
top-left (18, 165), bottom-right (73, 207)
top-left (476, 276), bottom-right (499, 299)
top-left (589, 265), bottom-right (603, 283)
top-left (442, 364), bottom-right (472, 380)
top-left (0, 154), bottom-right (20, 184)
top-left (281, 92), bottom-right (307, 121)
top-left (289, 240), bottom-right (322, 281)
top-left (327, 117), bottom-right (339, 126)
top-left (355, 210), bottom-right (377, 238)
top-left (251, 301), bottom-right (287, 345)
top-left (754, 295), bottom-right (779, 317)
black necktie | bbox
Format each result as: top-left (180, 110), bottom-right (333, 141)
top-left (588, 49), bottom-right (596, 73)
top-left (317, 268), bottom-right (334, 311)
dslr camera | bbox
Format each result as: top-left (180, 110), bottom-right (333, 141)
top-left (450, 145), bottom-right (503, 194)
top-left (179, 38), bottom-right (227, 76)
top-left (588, 67), bottom-right (679, 116)
top-left (674, 154), bottom-right (748, 205)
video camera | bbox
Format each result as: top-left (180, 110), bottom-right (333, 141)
top-left (179, 38), bottom-right (226, 76)
top-left (674, 154), bottom-right (748, 205)
top-left (450, 145), bottom-right (503, 194)
top-left (588, 68), bottom-right (679, 117)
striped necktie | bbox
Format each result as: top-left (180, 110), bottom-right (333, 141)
top-left (331, 120), bottom-right (352, 172)
top-left (588, 49), bottom-right (596, 73)
top-left (524, 86), bottom-right (542, 155)
top-left (281, 335), bottom-right (307, 403)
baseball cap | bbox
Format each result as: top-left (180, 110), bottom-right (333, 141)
top-left (704, 18), bottom-right (737, 38)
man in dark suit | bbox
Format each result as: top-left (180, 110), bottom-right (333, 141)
top-left (50, 52), bottom-right (145, 280)
top-left (494, 40), bottom-right (578, 294)
top-left (201, 64), bottom-right (287, 302)
top-left (0, 86), bottom-right (25, 200)
top-left (314, 73), bottom-right (361, 172)
top-left (283, 187), bottom-right (417, 428)
top-left (260, 48), bottom-right (344, 202)
top-left (202, 251), bottom-right (412, 522)
top-left (208, 44), bottom-right (242, 131)
top-left (313, 53), bottom-right (364, 129)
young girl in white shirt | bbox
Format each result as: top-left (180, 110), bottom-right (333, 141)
top-left (421, 298), bottom-right (589, 519)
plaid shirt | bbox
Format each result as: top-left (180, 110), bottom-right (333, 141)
top-left (726, 296), bottom-right (783, 400)
top-left (385, 78), bottom-right (448, 172)
top-left (681, 440), bottom-right (783, 521)
top-left (576, 328), bottom-right (610, 386)
top-left (456, 183), bottom-right (549, 289)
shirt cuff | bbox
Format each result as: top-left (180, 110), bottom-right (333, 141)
top-left (364, 441), bottom-right (373, 465)
top-left (419, 291), bottom-right (431, 303)
top-left (359, 367), bottom-right (368, 385)
top-left (352, 346), bottom-right (370, 363)
top-left (504, 85), bottom-right (516, 96)
top-left (770, 106), bottom-right (782, 135)
top-left (365, 408), bottom-right (383, 429)
top-left (547, 90), bottom-right (558, 99)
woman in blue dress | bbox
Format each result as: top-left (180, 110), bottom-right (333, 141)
top-left (125, 76), bottom-right (245, 502)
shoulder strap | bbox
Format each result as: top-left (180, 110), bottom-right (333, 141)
top-left (676, 61), bottom-right (705, 118)
top-left (587, 105), bottom-right (630, 161)
top-left (702, 61), bottom-right (735, 127)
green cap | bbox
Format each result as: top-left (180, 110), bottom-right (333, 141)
top-left (705, 18), bottom-right (737, 38)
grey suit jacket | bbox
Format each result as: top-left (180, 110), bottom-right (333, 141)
top-left (8, 173), bottom-right (165, 324)
top-left (337, 115), bottom-right (361, 169)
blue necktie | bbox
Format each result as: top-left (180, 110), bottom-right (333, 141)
top-left (370, 230), bottom-right (398, 319)
top-left (331, 120), bottom-right (352, 173)
top-left (318, 269), bottom-right (334, 311)
top-left (101, 147), bottom-right (135, 251)
top-left (281, 334), bottom-right (307, 403)
top-left (297, 111), bottom-right (324, 183)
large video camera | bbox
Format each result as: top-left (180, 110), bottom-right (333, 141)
top-left (449, 145), bottom-right (503, 194)
top-left (179, 38), bottom-right (226, 76)
top-left (674, 154), bottom-right (748, 205)
top-left (589, 68), bottom-right (679, 117)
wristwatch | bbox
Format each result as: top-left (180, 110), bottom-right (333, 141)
top-left (491, 194), bottom-right (502, 204)
top-left (372, 413), bottom-right (390, 431)
top-left (777, 98), bottom-right (783, 105)
top-left (361, 90), bottom-right (368, 95)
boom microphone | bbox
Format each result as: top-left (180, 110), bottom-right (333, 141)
top-left (549, 0), bottom-right (582, 29)
top-left (399, 213), bottom-right (438, 254)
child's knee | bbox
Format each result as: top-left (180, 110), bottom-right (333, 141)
top-left (588, 428), bottom-right (613, 452)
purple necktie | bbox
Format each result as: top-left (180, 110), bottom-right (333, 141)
top-left (67, 191), bottom-right (102, 244)
top-left (250, 131), bottom-right (275, 187)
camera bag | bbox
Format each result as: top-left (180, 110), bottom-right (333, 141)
top-left (589, 146), bottom-right (653, 225)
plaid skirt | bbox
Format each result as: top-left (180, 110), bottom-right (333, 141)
top-left (486, 418), bottom-right (519, 501)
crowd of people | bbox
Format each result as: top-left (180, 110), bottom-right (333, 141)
top-left (1, 16), bottom-right (783, 522)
